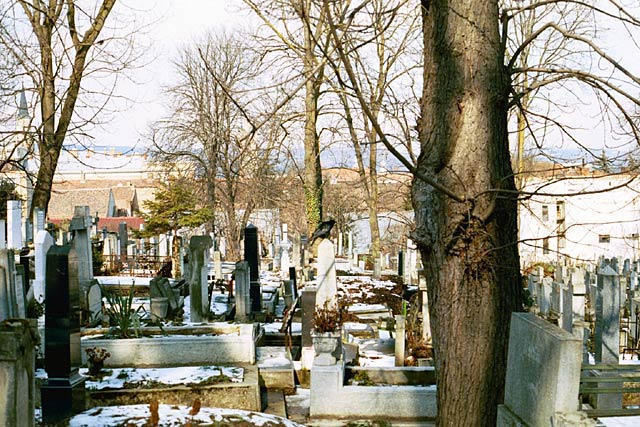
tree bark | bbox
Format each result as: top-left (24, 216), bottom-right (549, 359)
top-left (302, 1), bottom-right (324, 237)
top-left (415, 1), bottom-right (522, 425)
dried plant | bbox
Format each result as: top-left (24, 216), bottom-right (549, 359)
top-left (313, 302), bottom-right (342, 333)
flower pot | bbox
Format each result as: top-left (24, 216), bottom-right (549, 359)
top-left (88, 359), bottom-right (104, 376)
top-left (150, 297), bottom-right (169, 320)
top-left (311, 330), bottom-right (342, 366)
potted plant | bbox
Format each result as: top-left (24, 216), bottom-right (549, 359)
top-left (311, 302), bottom-right (343, 365)
top-left (85, 347), bottom-right (111, 375)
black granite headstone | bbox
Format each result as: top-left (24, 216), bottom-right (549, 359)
top-left (41, 244), bottom-right (86, 423)
top-left (289, 266), bottom-right (297, 299)
top-left (244, 224), bottom-right (261, 313)
top-left (398, 250), bottom-right (404, 278)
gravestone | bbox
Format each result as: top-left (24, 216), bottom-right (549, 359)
top-left (158, 233), bottom-right (168, 257)
top-left (337, 231), bottom-right (343, 256)
top-left (86, 282), bottom-right (102, 324)
top-left (150, 276), bottom-right (180, 313)
top-left (373, 258), bottom-right (381, 280)
top-left (7, 200), bottom-right (22, 249)
top-left (301, 286), bottom-right (317, 347)
top-left (188, 235), bottom-right (212, 323)
top-left (289, 266), bottom-right (298, 298)
top-left (562, 285), bottom-right (573, 332)
top-left (274, 226), bottom-right (281, 269)
top-left (69, 206), bottom-right (93, 309)
top-left (283, 280), bottom-right (295, 309)
top-left (14, 265), bottom-right (26, 318)
top-left (244, 224), bottom-right (261, 313)
top-left (234, 261), bottom-right (250, 321)
top-left (0, 249), bottom-right (18, 321)
top-left (316, 239), bottom-right (337, 309)
top-left (497, 313), bottom-right (583, 427)
top-left (33, 208), bottom-right (45, 233)
top-left (395, 314), bottom-right (405, 367)
top-left (418, 271), bottom-right (431, 341)
top-left (347, 230), bottom-right (353, 257)
top-left (118, 222), bottom-right (128, 260)
top-left (397, 251), bottom-right (404, 278)
top-left (213, 250), bottom-right (223, 280)
top-left (594, 265), bottom-right (622, 409)
top-left (33, 229), bottom-right (54, 303)
top-left (41, 244), bottom-right (86, 423)
top-left (0, 219), bottom-right (5, 249)
top-left (0, 319), bottom-right (39, 427)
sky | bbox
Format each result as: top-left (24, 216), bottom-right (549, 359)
top-left (90, 0), bottom-right (249, 150)
top-left (11, 1), bottom-right (640, 167)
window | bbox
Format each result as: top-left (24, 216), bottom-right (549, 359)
top-left (599, 235), bottom-right (611, 244)
top-left (543, 237), bottom-right (550, 255)
top-left (556, 200), bottom-right (565, 220)
top-left (542, 205), bottom-right (549, 222)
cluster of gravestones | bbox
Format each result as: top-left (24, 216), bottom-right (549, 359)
top-left (526, 257), bottom-right (640, 410)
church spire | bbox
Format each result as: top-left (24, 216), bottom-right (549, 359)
top-left (17, 87), bottom-right (28, 119)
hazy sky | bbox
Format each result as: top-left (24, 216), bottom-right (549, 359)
top-left (95, 0), bottom-right (249, 149)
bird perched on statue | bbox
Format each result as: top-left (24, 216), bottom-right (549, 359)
top-left (309, 219), bottom-right (336, 245)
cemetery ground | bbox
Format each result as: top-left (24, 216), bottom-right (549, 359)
top-left (5, 212), bottom-right (640, 426)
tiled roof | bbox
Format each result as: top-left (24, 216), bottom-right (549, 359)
top-left (48, 187), bottom-right (112, 220)
top-left (97, 216), bottom-right (144, 233)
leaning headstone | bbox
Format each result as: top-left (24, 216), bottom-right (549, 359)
top-left (244, 224), bottom-right (261, 313)
top-left (594, 265), bottom-right (622, 409)
top-left (188, 235), bottom-right (212, 323)
top-left (497, 313), bottom-right (583, 427)
top-left (7, 200), bottom-right (22, 249)
top-left (316, 239), bottom-right (337, 309)
top-left (150, 277), bottom-right (179, 312)
top-left (0, 319), bottom-right (39, 427)
top-left (234, 261), bottom-right (250, 321)
top-left (33, 230), bottom-right (54, 303)
top-left (41, 244), bottom-right (86, 423)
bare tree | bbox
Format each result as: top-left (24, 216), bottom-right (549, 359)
top-left (324, 0), bottom-right (420, 261)
top-left (243, 0), bottom-right (331, 236)
top-left (152, 31), bottom-right (290, 260)
top-left (0, 0), bottom-right (141, 216)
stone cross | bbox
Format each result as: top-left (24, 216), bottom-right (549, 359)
top-left (234, 261), bottom-right (250, 321)
top-left (41, 244), bottom-right (86, 423)
top-left (316, 239), bottom-right (337, 309)
top-left (244, 224), bottom-right (261, 313)
top-left (6, 200), bottom-right (22, 249)
top-left (33, 230), bottom-right (54, 303)
top-left (188, 235), bottom-right (212, 323)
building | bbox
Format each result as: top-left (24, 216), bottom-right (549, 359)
top-left (519, 173), bottom-right (640, 265)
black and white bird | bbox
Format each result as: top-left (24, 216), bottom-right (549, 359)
top-left (309, 219), bottom-right (336, 245)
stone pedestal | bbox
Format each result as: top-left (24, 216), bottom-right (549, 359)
top-left (0, 319), bottom-right (39, 427)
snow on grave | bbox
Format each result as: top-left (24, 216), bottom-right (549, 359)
top-left (68, 404), bottom-right (303, 427)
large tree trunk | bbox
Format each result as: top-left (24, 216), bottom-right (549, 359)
top-left (302, 1), bottom-right (323, 237)
top-left (414, 1), bottom-right (522, 425)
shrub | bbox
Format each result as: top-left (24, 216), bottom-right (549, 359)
top-left (313, 302), bottom-right (342, 333)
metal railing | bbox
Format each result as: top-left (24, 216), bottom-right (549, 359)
top-left (579, 363), bottom-right (640, 418)
top-left (101, 254), bottom-right (171, 277)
